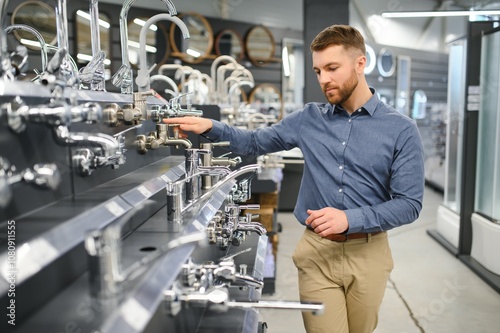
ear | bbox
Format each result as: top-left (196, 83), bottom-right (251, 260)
top-left (356, 55), bottom-right (366, 74)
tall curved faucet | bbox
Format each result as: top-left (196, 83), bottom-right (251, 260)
top-left (5, 24), bottom-right (48, 79)
top-left (150, 74), bottom-right (180, 96)
top-left (113, 0), bottom-right (179, 94)
top-left (136, 14), bottom-right (190, 92)
top-left (0, 0), bottom-right (13, 79)
top-left (210, 55), bottom-right (239, 103)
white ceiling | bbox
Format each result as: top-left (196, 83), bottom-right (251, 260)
top-left (100, 0), bottom-right (500, 51)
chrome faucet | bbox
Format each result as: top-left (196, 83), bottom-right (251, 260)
top-left (0, 157), bottom-right (61, 208)
top-left (78, 0), bottom-right (106, 91)
top-left (200, 142), bottom-right (242, 190)
top-left (1, 97), bottom-right (126, 176)
top-left (209, 55), bottom-right (240, 104)
top-left (85, 206), bottom-right (207, 298)
top-left (136, 123), bottom-right (192, 154)
top-left (166, 164), bottom-right (260, 232)
top-left (2, 96), bottom-right (101, 133)
top-left (164, 283), bottom-right (324, 317)
top-left (53, 0), bottom-right (79, 87)
top-left (136, 13), bottom-right (190, 92)
top-left (5, 25), bottom-right (48, 80)
top-left (0, 0), bottom-right (13, 79)
top-left (113, 0), bottom-right (178, 93)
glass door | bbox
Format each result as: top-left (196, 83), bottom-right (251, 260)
top-left (443, 40), bottom-right (467, 214)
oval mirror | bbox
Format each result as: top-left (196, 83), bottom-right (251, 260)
top-left (128, 17), bottom-right (169, 69)
top-left (249, 83), bottom-right (283, 120)
top-left (245, 25), bottom-right (275, 66)
top-left (215, 29), bottom-right (244, 61)
top-left (377, 47), bottom-right (395, 77)
top-left (364, 44), bottom-right (376, 75)
top-left (170, 13), bottom-right (213, 64)
top-left (11, 1), bottom-right (57, 49)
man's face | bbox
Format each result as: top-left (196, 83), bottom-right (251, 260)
top-left (312, 45), bottom-right (363, 105)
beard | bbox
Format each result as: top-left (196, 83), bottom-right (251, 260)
top-left (323, 69), bottom-right (359, 105)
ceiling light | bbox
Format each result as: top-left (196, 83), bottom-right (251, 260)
top-left (382, 10), bottom-right (500, 18)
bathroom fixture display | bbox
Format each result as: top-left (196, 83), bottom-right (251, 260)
top-left (0, 157), bottom-right (61, 208)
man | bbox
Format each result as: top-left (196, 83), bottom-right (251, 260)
top-left (164, 25), bottom-right (424, 333)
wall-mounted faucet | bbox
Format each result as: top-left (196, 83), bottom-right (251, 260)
top-left (1, 96), bottom-right (127, 176)
top-left (136, 123), bottom-right (192, 154)
top-left (136, 13), bottom-right (190, 92)
top-left (0, 157), bottom-right (61, 208)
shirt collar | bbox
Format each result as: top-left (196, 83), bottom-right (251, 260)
top-left (330, 87), bottom-right (379, 116)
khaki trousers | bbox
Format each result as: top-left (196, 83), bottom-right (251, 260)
top-left (292, 228), bottom-right (393, 333)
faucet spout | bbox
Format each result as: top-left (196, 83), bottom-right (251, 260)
top-left (5, 25), bottom-right (48, 78)
top-left (0, 0), bottom-right (12, 78)
top-left (137, 14), bottom-right (190, 92)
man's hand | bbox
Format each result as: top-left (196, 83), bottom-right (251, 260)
top-left (162, 117), bottom-right (213, 135)
top-left (305, 207), bottom-right (349, 237)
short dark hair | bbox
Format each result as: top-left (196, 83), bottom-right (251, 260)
top-left (310, 25), bottom-right (366, 55)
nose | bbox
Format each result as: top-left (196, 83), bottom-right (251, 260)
top-left (317, 71), bottom-right (330, 86)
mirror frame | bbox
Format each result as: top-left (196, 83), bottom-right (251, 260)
top-left (169, 12), bottom-right (214, 64)
top-left (364, 44), bottom-right (376, 75)
top-left (11, 1), bottom-right (58, 50)
top-left (245, 25), bottom-right (275, 67)
top-left (249, 83), bottom-right (283, 120)
top-left (214, 29), bottom-right (244, 61)
top-left (377, 47), bottom-right (396, 77)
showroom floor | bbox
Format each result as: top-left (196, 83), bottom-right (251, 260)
top-left (259, 186), bottom-right (500, 333)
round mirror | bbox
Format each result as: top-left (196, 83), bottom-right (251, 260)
top-left (128, 17), bottom-right (169, 69)
top-left (11, 1), bottom-right (57, 49)
top-left (215, 29), bottom-right (244, 61)
top-left (245, 25), bottom-right (275, 66)
top-left (364, 44), bottom-right (376, 75)
top-left (249, 83), bottom-right (283, 120)
top-left (377, 48), bottom-right (395, 77)
top-left (170, 13), bottom-right (213, 64)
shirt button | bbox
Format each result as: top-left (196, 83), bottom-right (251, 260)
top-left (342, 141), bottom-right (346, 145)
top-left (348, 119), bottom-right (352, 123)
top-left (338, 188), bottom-right (343, 193)
top-left (339, 166), bottom-right (343, 170)
top-left (358, 109), bottom-right (362, 112)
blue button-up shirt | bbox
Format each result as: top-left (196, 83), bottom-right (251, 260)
top-left (207, 90), bottom-right (424, 234)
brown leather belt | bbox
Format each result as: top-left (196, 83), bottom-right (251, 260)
top-left (324, 231), bottom-right (385, 242)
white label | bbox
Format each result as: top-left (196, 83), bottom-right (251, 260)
top-left (121, 298), bottom-right (150, 331)
top-left (137, 185), bottom-right (152, 198)
top-left (105, 201), bottom-right (125, 217)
